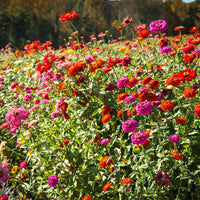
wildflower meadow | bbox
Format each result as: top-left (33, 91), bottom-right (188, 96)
top-left (0, 11), bottom-right (200, 200)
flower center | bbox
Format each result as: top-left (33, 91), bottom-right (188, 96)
top-left (156, 23), bottom-right (162, 28)
top-left (183, 71), bottom-right (189, 77)
top-left (125, 121), bottom-right (132, 127)
top-left (135, 132), bottom-right (143, 139)
top-left (12, 110), bottom-right (18, 115)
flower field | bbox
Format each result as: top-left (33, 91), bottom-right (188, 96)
top-left (0, 13), bottom-right (200, 200)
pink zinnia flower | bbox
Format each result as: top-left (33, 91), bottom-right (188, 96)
top-left (117, 77), bottom-right (129, 90)
top-left (150, 20), bottom-right (168, 33)
top-left (131, 132), bottom-right (147, 145)
top-left (9, 125), bottom-right (18, 134)
top-left (101, 138), bottom-right (111, 146)
top-left (122, 119), bottom-right (138, 133)
top-left (48, 175), bottom-right (59, 187)
top-left (0, 164), bottom-right (10, 184)
top-left (6, 107), bottom-right (29, 125)
top-left (1, 123), bottom-right (10, 129)
top-left (136, 101), bottom-right (152, 115)
top-left (0, 194), bottom-right (8, 200)
top-left (19, 160), bottom-right (27, 169)
top-left (169, 134), bottom-right (180, 143)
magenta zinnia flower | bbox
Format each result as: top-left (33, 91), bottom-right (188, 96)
top-left (101, 138), bottom-right (111, 146)
top-left (169, 134), bottom-right (180, 143)
top-left (149, 20), bottom-right (168, 33)
top-left (131, 132), bottom-right (147, 145)
top-left (0, 194), bottom-right (8, 200)
top-left (0, 164), bottom-right (10, 184)
top-left (122, 119), bottom-right (138, 133)
top-left (9, 125), bottom-right (18, 134)
top-left (48, 175), bottom-right (59, 187)
top-left (155, 171), bottom-right (170, 186)
top-left (124, 96), bottom-right (135, 104)
top-left (6, 107), bottom-right (29, 125)
top-left (19, 160), bottom-right (27, 169)
top-left (160, 46), bottom-right (172, 55)
top-left (136, 101), bottom-right (152, 115)
top-left (117, 77), bottom-right (129, 90)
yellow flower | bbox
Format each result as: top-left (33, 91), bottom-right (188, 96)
top-left (12, 166), bottom-right (18, 174)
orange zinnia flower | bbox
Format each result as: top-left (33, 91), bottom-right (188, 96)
top-left (117, 108), bottom-right (127, 119)
top-left (121, 178), bottom-right (133, 186)
top-left (127, 77), bottom-right (138, 87)
top-left (103, 182), bottom-right (113, 192)
top-left (142, 76), bottom-right (152, 86)
top-left (99, 156), bottom-right (113, 168)
top-left (81, 194), bottom-right (92, 200)
top-left (170, 152), bottom-right (183, 160)
top-left (194, 104), bottom-right (200, 118)
top-left (149, 80), bottom-right (160, 91)
top-left (183, 88), bottom-right (196, 99)
top-left (102, 114), bottom-right (111, 123)
top-left (117, 93), bottom-right (128, 101)
top-left (160, 100), bottom-right (174, 111)
top-left (101, 106), bottom-right (112, 115)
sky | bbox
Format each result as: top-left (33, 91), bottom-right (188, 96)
top-left (182, 0), bottom-right (195, 2)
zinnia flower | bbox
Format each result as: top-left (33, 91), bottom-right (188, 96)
top-left (139, 29), bottom-right (150, 38)
top-left (170, 152), bottom-right (183, 160)
top-left (121, 17), bottom-right (134, 26)
top-left (81, 195), bottom-right (92, 200)
top-left (149, 19), bottom-right (168, 33)
top-left (183, 88), bottom-right (196, 99)
top-left (169, 134), bottom-right (180, 143)
top-left (48, 175), bottom-right (59, 187)
top-left (131, 132), bottom-right (147, 145)
top-left (8, 125), bottom-right (18, 134)
top-left (160, 100), bottom-right (174, 111)
top-left (160, 46), bottom-right (172, 55)
top-left (102, 114), bottom-right (111, 123)
top-left (122, 119), bottom-right (138, 133)
top-left (99, 156), bottom-right (113, 168)
top-left (124, 96), bottom-right (135, 104)
top-left (0, 195), bottom-right (8, 200)
top-left (101, 138), bottom-right (111, 146)
top-left (19, 160), bottom-right (27, 169)
top-left (0, 164), bottom-right (10, 184)
top-left (136, 101), bottom-right (152, 115)
top-left (60, 11), bottom-right (79, 22)
top-left (176, 117), bottom-right (186, 124)
top-left (121, 178), bottom-right (133, 186)
top-left (117, 77), bottom-right (129, 90)
top-left (6, 107), bottom-right (29, 125)
top-left (155, 171), bottom-right (170, 186)
top-left (103, 182), bottom-right (113, 192)
top-left (194, 104), bottom-right (200, 118)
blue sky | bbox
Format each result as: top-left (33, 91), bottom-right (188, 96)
top-left (182, 0), bottom-right (195, 2)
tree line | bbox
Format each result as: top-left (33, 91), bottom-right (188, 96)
top-left (0, 0), bottom-right (200, 49)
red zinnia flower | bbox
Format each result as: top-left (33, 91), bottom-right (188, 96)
top-left (139, 29), bottom-right (150, 38)
top-left (194, 104), bottom-right (200, 118)
top-left (81, 195), bottom-right (92, 200)
top-left (170, 152), bottom-right (183, 160)
top-left (102, 114), bottom-right (111, 124)
top-left (183, 88), bottom-right (196, 98)
top-left (127, 77), bottom-right (138, 87)
top-left (101, 106), bottom-right (112, 115)
top-left (183, 54), bottom-right (196, 63)
top-left (60, 11), bottom-right (79, 22)
top-left (147, 92), bottom-right (157, 102)
top-left (127, 107), bottom-right (137, 117)
top-left (149, 80), bottom-right (160, 91)
top-left (160, 100), bottom-right (174, 111)
top-left (142, 76), bottom-right (152, 86)
top-left (176, 117), bottom-right (186, 124)
top-left (177, 69), bottom-right (197, 83)
top-left (121, 178), bottom-right (133, 186)
top-left (103, 182), bottom-right (113, 192)
top-left (174, 26), bottom-right (185, 31)
top-left (189, 26), bottom-right (199, 33)
top-left (99, 156), bottom-right (113, 168)
top-left (166, 74), bottom-right (181, 87)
